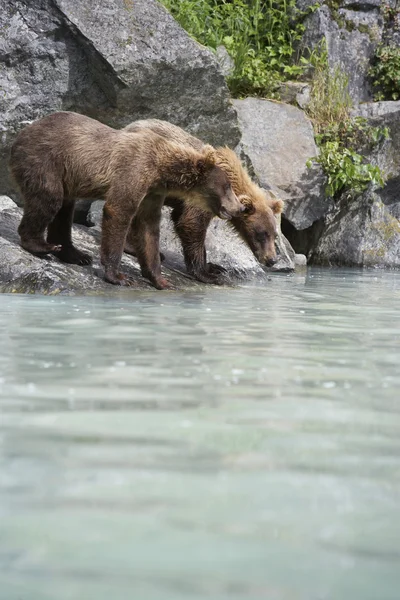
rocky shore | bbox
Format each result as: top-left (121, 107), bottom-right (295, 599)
top-left (1, 0), bottom-right (399, 295)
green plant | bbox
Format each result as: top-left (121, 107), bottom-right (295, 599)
top-left (369, 43), bottom-right (400, 101)
top-left (307, 142), bottom-right (386, 197)
top-left (159, 0), bottom-right (319, 98)
top-left (305, 41), bottom-right (352, 132)
top-left (306, 41), bottom-right (388, 197)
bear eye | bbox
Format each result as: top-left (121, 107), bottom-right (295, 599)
top-left (255, 231), bottom-right (268, 244)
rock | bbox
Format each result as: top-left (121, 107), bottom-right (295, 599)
top-left (294, 253), bottom-right (307, 267)
top-left (87, 200), bottom-right (105, 230)
top-left (296, 85), bottom-right (311, 110)
top-left (74, 200), bottom-right (96, 226)
top-left (311, 100), bottom-right (400, 269)
top-left (0, 0), bottom-right (240, 201)
top-left (1, 197), bottom-right (284, 295)
top-left (352, 100), bottom-right (400, 210)
top-left (311, 191), bottom-right (400, 268)
top-left (215, 45), bottom-right (235, 78)
top-left (277, 81), bottom-right (309, 105)
top-left (234, 97), bottom-right (329, 230)
top-left (352, 100), bottom-right (400, 119)
top-left (301, 4), bottom-right (383, 103)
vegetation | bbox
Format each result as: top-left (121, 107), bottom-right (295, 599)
top-left (159, 2), bottom-right (388, 198)
top-left (159, 0), bottom-right (318, 97)
top-left (305, 43), bottom-right (388, 197)
top-left (369, 43), bottom-right (400, 101)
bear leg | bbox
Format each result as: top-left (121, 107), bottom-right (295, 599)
top-left (171, 201), bottom-right (224, 284)
top-left (47, 200), bottom-right (92, 266)
top-left (133, 194), bottom-right (173, 290)
top-left (125, 214), bottom-right (165, 263)
top-left (101, 197), bottom-right (137, 286)
top-left (18, 192), bottom-right (63, 255)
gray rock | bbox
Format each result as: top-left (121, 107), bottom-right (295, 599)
top-left (53, 0), bottom-right (239, 145)
top-left (87, 200), bottom-right (105, 230)
top-left (311, 100), bottom-right (400, 269)
top-left (340, 0), bottom-right (381, 7)
top-left (234, 97), bottom-right (329, 230)
top-left (311, 191), bottom-right (400, 268)
top-left (294, 253), bottom-right (308, 267)
top-left (301, 4), bottom-right (383, 103)
top-left (352, 100), bottom-right (400, 119)
top-left (215, 45), bottom-right (235, 78)
top-left (0, 0), bottom-right (240, 200)
top-left (352, 100), bottom-right (400, 197)
top-left (277, 81), bottom-right (309, 105)
top-left (74, 200), bottom-right (96, 226)
top-left (296, 85), bottom-right (311, 110)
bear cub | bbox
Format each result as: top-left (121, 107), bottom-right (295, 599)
top-left (124, 119), bottom-right (284, 284)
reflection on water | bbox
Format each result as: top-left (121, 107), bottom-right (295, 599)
top-left (0, 268), bottom-right (400, 600)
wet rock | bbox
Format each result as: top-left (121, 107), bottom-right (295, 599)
top-left (294, 253), bottom-right (308, 268)
top-left (234, 97), bottom-right (329, 230)
top-left (0, 0), bottom-right (240, 200)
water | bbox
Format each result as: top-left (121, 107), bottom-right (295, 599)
top-left (0, 268), bottom-right (400, 600)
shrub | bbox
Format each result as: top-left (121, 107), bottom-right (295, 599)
top-left (306, 42), bottom-right (388, 197)
top-left (369, 44), bottom-right (400, 101)
top-left (159, 0), bottom-right (317, 98)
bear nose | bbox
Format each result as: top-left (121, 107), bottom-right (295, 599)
top-left (265, 257), bottom-right (277, 267)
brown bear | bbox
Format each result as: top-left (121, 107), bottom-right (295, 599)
top-left (124, 119), bottom-right (284, 283)
top-left (9, 112), bottom-right (244, 289)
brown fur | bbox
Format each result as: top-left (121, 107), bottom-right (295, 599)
top-left (124, 119), bottom-right (283, 283)
top-left (9, 112), bottom-right (242, 289)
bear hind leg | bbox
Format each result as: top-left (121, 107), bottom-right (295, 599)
top-left (171, 202), bottom-right (224, 284)
top-left (47, 201), bottom-right (92, 266)
top-left (125, 215), bottom-right (165, 263)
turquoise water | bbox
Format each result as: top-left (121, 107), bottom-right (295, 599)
top-left (0, 268), bottom-right (400, 600)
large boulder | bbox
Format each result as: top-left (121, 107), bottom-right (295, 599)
top-left (234, 97), bottom-right (329, 230)
top-left (0, 0), bottom-right (240, 200)
top-left (312, 100), bottom-right (400, 267)
top-left (311, 191), bottom-right (400, 267)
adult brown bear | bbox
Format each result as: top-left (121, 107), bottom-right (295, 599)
top-left (124, 119), bottom-right (284, 283)
top-left (9, 112), bottom-right (243, 289)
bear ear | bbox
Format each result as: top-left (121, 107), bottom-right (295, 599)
top-left (239, 194), bottom-right (256, 216)
top-left (270, 197), bottom-right (284, 214)
top-left (196, 147), bottom-right (216, 174)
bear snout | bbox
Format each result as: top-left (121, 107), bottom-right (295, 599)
top-left (264, 256), bottom-right (277, 267)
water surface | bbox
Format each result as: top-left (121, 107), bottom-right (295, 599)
top-left (1, 268), bottom-right (400, 600)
